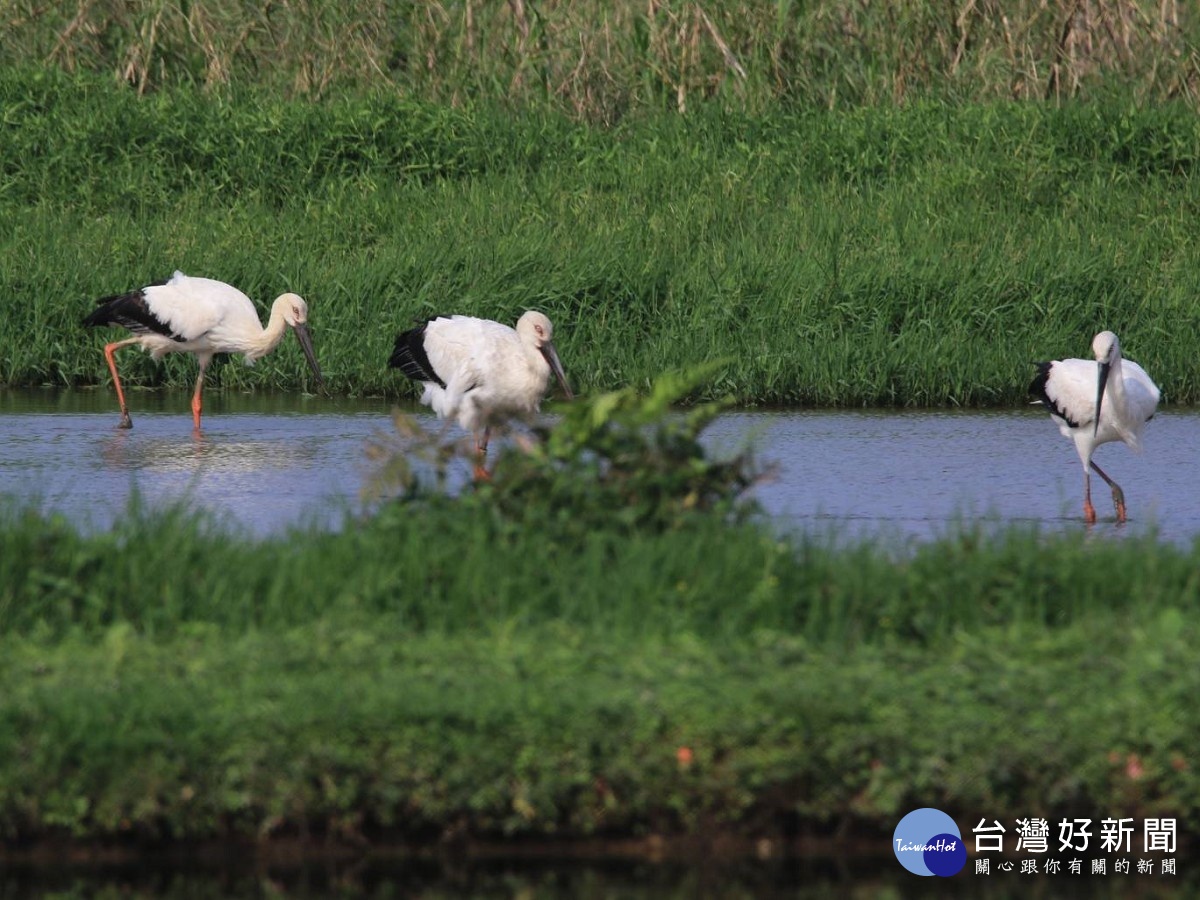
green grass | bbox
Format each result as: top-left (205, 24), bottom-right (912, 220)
top-left (5, 494), bottom-right (1200, 646)
top-left (2, 499), bottom-right (1200, 843)
top-left (7, 615), bottom-right (1200, 841)
top-left (4, 69), bottom-right (1200, 406)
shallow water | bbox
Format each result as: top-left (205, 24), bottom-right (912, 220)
top-left (2, 387), bottom-right (1197, 544)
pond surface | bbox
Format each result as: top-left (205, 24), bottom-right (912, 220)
top-left (2, 387), bottom-right (1198, 545)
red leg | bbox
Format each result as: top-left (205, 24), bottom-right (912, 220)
top-left (103, 340), bottom-right (137, 429)
top-left (473, 427), bottom-right (492, 481)
top-left (191, 367), bottom-right (206, 432)
top-left (1090, 461), bottom-right (1127, 524)
top-left (189, 355), bottom-right (214, 432)
top-left (1082, 470), bottom-right (1096, 524)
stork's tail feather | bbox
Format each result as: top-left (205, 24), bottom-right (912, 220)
top-left (83, 285), bottom-right (183, 342)
top-left (389, 322), bottom-right (447, 388)
top-left (1028, 362), bottom-right (1053, 407)
top-left (82, 291), bottom-right (138, 328)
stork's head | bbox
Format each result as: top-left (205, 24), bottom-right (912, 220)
top-left (273, 292), bottom-right (323, 390)
top-left (1092, 330), bottom-right (1119, 365)
top-left (1091, 330), bottom-right (1120, 436)
top-left (517, 310), bottom-right (573, 400)
top-left (517, 310), bottom-right (554, 347)
top-left (274, 293), bottom-right (309, 328)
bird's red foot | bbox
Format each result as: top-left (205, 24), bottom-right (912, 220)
top-left (1115, 501), bottom-right (1127, 524)
top-left (473, 465), bottom-right (492, 482)
top-left (1083, 501), bottom-right (1097, 524)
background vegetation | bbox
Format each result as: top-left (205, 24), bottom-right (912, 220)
top-left (3, 66), bottom-right (1200, 405)
top-left (2, 0), bottom-right (1197, 117)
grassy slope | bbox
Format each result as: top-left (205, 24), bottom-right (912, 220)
top-left (6, 617), bottom-right (1198, 843)
top-left (2, 503), bottom-right (1200, 842)
top-left (3, 70), bottom-right (1200, 405)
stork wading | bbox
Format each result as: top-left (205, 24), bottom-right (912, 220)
top-left (389, 311), bottom-right (573, 479)
top-left (1030, 330), bottom-right (1159, 524)
top-left (84, 272), bottom-right (324, 431)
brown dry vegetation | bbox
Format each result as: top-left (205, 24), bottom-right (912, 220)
top-left (2, 0), bottom-right (1197, 118)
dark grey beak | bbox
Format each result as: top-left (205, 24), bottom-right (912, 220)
top-left (1094, 360), bottom-right (1111, 436)
top-left (540, 341), bottom-right (573, 400)
top-left (292, 322), bottom-right (325, 391)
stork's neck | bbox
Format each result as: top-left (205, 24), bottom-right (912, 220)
top-left (523, 339), bottom-right (551, 383)
top-left (1105, 355), bottom-right (1127, 404)
top-left (244, 306), bottom-right (290, 361)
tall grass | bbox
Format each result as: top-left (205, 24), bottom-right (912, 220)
top-left (3, 497), bottom-right (1200, 645)
top-left (4, 71), bottom-right (1200, 406)
top-left (2, 0), bottom-right (1197, 117)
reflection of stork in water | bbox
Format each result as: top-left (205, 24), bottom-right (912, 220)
top-left (1030, 330), bottom-right (1160, 524)
top-left (100, 435), bottom-right (313, 476)
top-left (388, 311), bottom-right (573, 479)
top-left (83, 271), bottom-right (324, 431)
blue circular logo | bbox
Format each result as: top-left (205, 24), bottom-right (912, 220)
top-left (893, 808), bottom-right (966, 877)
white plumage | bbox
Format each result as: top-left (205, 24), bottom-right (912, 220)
top-left (83, 271), bottom-right (323, 430)
top-left (1030, 330), bottom-right (1160, 523)
top-left (389, 311), bottom-right (573, 478)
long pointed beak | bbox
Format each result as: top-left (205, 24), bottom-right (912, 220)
top-left (292, 322), bottom-right (325, 391)
top-left (541, 342), bottom-right (573, 400)
top-left (1094, 360), bottom-right (1111, 436)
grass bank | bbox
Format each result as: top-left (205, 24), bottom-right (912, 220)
top-left (3, 70), bottom-right (1200, 406)
top-left (2, 495), bottom-right (1200, 844)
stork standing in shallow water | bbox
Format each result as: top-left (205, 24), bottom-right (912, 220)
top-left (83, 271), bottom-right (324, 431)
top-left (1029, 330), bottom-right (1159, 524)
top-left (388, 311), bottom-right (573, 479)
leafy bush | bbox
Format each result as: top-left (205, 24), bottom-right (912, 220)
top-left (370, 365), bottom-right (760, 539)
top-left (484, 364), bottom-right (759, 533)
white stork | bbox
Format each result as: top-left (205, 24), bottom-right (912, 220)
top-left (1029, 330), bottom-right (1160, 524)
top-left (83, 271), bottom-right (323, 431)
top-left (388, 311), bottom-right (573, 479)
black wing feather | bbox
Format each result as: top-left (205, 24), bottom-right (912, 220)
top-left (389, 318), bottom-right (448, 388)
top-left (1029, 361), bottom-right (1084, 429)
top-left (82, 282), bottom-right (183, 342)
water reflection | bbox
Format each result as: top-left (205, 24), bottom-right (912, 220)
top-left (2, 388), bottom-right (1199, 545)
top-left (98, 432), bottom-right (314, 474)
top-left (4, 853), bottom-right (1187, 898)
